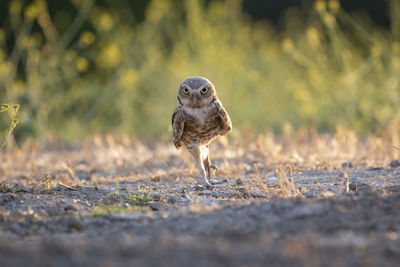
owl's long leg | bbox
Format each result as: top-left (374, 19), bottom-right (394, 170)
top-left (189, 146), bottom-right (211, 187)
top-left (203, 146), bottom-right (217, 180)
top-left (203, 154), bottom-right (211, 180)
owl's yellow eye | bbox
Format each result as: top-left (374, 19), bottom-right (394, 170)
top-left (182, 87), bottom-right (189, 94)
top-left (201, 87), bottom-right (209, 94)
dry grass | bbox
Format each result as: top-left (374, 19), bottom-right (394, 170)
top-left (1, 124), bottom-right (399, 198)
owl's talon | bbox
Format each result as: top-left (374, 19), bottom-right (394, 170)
top-left (210, 165), bottom-right (218, 171)
top-left (204, 178), bottom-right (212, 186)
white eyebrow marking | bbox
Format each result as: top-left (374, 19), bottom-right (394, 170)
top-left (198, 83), bottom-right (209, 90)
top-left (181, 83), bottom-right (193, 90)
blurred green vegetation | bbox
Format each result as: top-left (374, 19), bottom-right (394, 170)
top-left (1, 0), bottom-right (400, 142)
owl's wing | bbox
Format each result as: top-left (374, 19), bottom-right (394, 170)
top-left (216, 101), bottom-right (232, 136)
top-left (171, 107), bottom-right (185, 149)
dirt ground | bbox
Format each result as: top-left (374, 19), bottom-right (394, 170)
top-left (1, 131), bottom-right (400, 266)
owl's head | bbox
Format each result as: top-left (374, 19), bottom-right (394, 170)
top-left (177, 76), bottom-right (217, 108)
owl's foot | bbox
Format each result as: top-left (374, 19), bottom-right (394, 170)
top-left (208, 179), bottom-right (219, 185)
top-left (210, 164), bottom-right (218, 171)
top-left (204, 178), bottom-right (213, 187)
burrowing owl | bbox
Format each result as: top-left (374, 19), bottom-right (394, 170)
top-left (171, 76), bottom-right (232, 186)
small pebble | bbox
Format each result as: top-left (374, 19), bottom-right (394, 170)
top-left (66, 217), bottom-right (84, 232)
top-left (64, 204), bottom-right (78, 212)
top-left (341, 162), bottom-right (353, 168)
top-left (236, 178), bottom-right (243, 185)
top-left (149, 203), bottom-right (159, 211)
top-left (369, 167), bottom-right (383, 171)
top-left (167, 196), bottom-right (176, 204)
top-left (389, 160), bottom-right (400, 168)
top-left (349, 183), bottom-right (358, 191)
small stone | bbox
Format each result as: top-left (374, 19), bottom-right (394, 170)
top-left (389, 160), bottom-right (400, 168)
top-left (167, 195), bottom-right (176, 204)
top-left (235, 178), bottom-right (243, 185)
top-left (341, 162), bottom-right (353, 168)
top-left (65, 217), bottom-right (84, 232)
top-left (149, 203), bottom-right (160, 211)
top-left (348, 183), bottom-right (358, 191)
top-left (64, 204), bottom-right (78, 212)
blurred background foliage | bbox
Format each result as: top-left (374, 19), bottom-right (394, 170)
top-left (0, 0), bottom-right (400, 142)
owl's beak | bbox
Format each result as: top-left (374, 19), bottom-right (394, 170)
top-left (192, 93), bottom-right (199, 106)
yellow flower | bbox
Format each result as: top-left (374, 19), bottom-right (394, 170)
top-left (91, 7), bottom-right (114, 32)
top-left (0, 61), bottom-right (11, 75)
top-left (96, 43), bottom-right (121, 68)
top-left (12, 104), bottom-right (20, 112)
top-left (281, 38), bottom-right (294, 53)
top-left (24, 4), bottom-right (39, 21)
top-left (119, 68), bottom-right (138, 88)
top-left (75, 57), bottom-right (89, 72)
top-left (314, 0), bottom-right (327, 13)
top-left (146, 0), bottom-right (170, 23)
top-left (1, 104), bottom-right (9, 112)
top-left (79, 31), bottom-right (96, 47)
top-left (306, 27), bottom-right (320, 49)
top-left (328, 0), bottom-right (340, 13)
top-left (323, 13), bottom-right (336, 28)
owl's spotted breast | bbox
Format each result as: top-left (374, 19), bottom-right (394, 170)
top-left (181, 105), bottom-right (222, 146)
